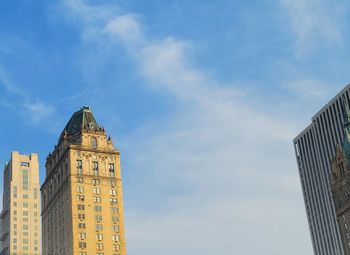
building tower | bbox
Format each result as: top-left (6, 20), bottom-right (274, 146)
top-left (331, 100), bottom-right (350, 255)
top-left (0, 151), bottom-right (41, 255)
top-left (41, 106), bottom-right (126, 255)
top-left (294, 84), bottom-right (350, 255)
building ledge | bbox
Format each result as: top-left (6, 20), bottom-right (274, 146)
top-left (0, 209), bottom-right (8, 219)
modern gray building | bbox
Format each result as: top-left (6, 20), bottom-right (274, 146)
top-left (294, 84), bottom-right (350, 255)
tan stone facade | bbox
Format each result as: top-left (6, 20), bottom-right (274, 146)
top-left (41, 107), bottom-right (126, 255)
top-left (0, 151), bottom-right (41, 255)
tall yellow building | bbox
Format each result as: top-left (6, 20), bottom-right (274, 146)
top-left (0, 151), bottom-right (41, 255)
top-left (41, 106), bottom-right (126, 255)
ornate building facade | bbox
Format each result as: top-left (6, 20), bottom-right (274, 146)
top-left (0, 151), bottom-right (41, 255)
top-left (41, 106), bottom-right (126, 255)
top-left (331, 102), bottom-right (350, 255)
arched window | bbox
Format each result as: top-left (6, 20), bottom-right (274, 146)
top-left (91, 137), bottom-right (97, 149)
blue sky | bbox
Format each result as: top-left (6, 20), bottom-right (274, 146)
top-left (0, 0), bottom-right (349, 254)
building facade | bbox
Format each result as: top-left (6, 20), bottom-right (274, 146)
top-left (294, 85), bottom-right (350, 255)
top-left (0, 151), bottom-right (41, 255)
top-left (330, 102), bottom-right (350, 255)
top-left (41, 106), bottom-right (126, 255)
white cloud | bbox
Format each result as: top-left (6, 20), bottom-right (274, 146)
top-left (280, 0), bottom-right (342, 55)
top-left (24, 101), bottom-right (56, 124)
top-left (60, 1), bottom-right (313, 254)
top-left (106, 15), bottom-right (143, 45)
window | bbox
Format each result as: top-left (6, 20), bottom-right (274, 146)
top-left (23, 202), bottom-right (29, 208)
top-left (109, 164), bottom-right (115, 177)
top-left (77, 177), bottom-right (84, 183)
top-left (93, 188), bottom-right (101, 194)
top-left (77, 160), bottom-right (83, 175)
top-left (110, 181), bottom-right (116, 187)
top-left (110, 189), bottom-right (117, 196)
top-left (112, 235), bottom-right (119, 242)
top-left (78, 223), bottom-right (86, 229)
top-left (94, 206), bottom-right (102, 212)
top-left (34, 188), bottom-right (38, 199)
top-left (78, 204), bottom-right (85, 210)
top-left (23, 170), bottom-right (29, 190)
top-left (96, 234), bottom-right (103, 241)
top-left (96, 243), bottom-right (104, 250)
top-left (95, 224), bottom-right (103, 231)
top-left (79, 242), bottom-right (87, 249)
top-left (95, 215), bottom-right (103, 221)
top-left (111, 216), bottom-right (118, 222)
top-left (23, 194), bottom-right (29, 199)
top-left (92, 179), bottom-right (100, 185)
top-left (78, 214), bottom-right (85, 220)
top-left (79, 233), bottom-right (86, 240)
top-left (13, 186), bottom-right (17, 198)
top-left (23, 211), bottom-right (28, 216)
top-left (113, 244), bottom-right (120, 252)
top-left (93, 162), bottom-right (99, 176)
top-left (94, 197), bottom-right (101, 203)
top-left (21, 162), bottom-right (30, 167)
top-left (111, 207), bottom-right (118, 214)
top-left (91, 137), bottom-right (97, 149)
top-left (112, 225), bottom-right (119, 232)
top-left (77, 195), bottom-right (85, 202)
top-left (110, 198), bottom-right (117, 205)
top-left (77, 186), bottom-right (84, 193)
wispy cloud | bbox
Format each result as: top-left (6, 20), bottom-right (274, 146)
top-left (284, 79), bottom-right (333, 98)
top-left (280, 0), bottom-right (342, 56)
top-left (59, 1), bottom-right (312, 254)
top-left (0, 66), bottom-right (56, 125)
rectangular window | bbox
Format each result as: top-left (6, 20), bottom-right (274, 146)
top-left (109, 189), bottom-right (117, 196)
top-left (77, 186), bottom-right (84, 193)
top-left (96, 234), bottom-right (103, 241)
top-left (92, 179), bottom-right (100, 185)
top-left (34, 188), bottom-right (38, 199)
top-left (79, 233), bottom-right (86, 240)
top-left (23, 170), bottom-right (29, 190)
top-left (78, 204), bottom-right (85, 210)
top-left (77, 195), bottom-right (85, 202)
top-left (79, 242), bottom-right (87, 249)
top-left (78, 223), bottom-right (86, 229)
top-left (110, 198), bottom-right (117, 205)
top-left (77, 160), bottom-right (83, 175)
top-left (78, 214), bottom-right (85, 220)
top-left (95, 224), bottom-right (103, 231)
top-left (112, 225), bottom-right (119, 232)
top-left (21, 162), bottom-right (30, 167)
top-left (109, 163), bottom-right (115, 177)
top-left (93, 162), bottom-right (99, 176)
top-left (94, 205), bottom-right (102, 212)
top-left (94, 197), bottom-right (101, 203)
top-left (95, 215), bottom-right (103, 221)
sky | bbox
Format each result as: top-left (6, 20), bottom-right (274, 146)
top-left (0, 0), bottom-right (350, 254)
